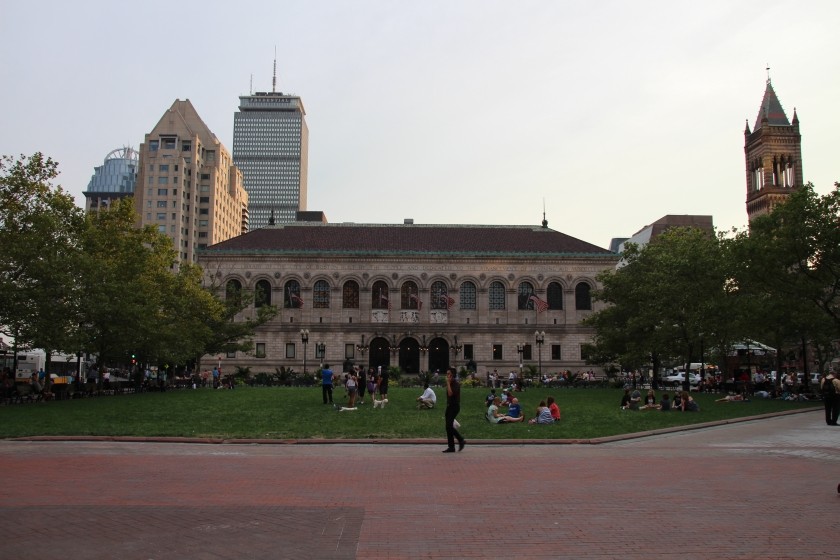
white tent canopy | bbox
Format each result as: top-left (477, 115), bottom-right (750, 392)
top-left (728, 340), bottom-right (776, 356)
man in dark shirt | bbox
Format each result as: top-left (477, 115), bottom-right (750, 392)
top-left (443, 368), bottom-right (465, 453)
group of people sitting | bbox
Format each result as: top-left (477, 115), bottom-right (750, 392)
top-left (620, 388), bottom-right (699, 412)
top-left (484, 388), bottom-right (561, 424)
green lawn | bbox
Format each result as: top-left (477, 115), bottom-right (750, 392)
top-left (0, 386), bottom-right (818, 440)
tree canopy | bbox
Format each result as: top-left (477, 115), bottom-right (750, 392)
top-left (587, 182), bottom-right (840, 381)
top-left (1, 153), bottom-right (275, 375)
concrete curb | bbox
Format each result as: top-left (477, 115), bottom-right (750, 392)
top-left (7, 407), bottom-right (821, 446)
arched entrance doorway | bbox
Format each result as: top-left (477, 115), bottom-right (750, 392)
top-left (428, 337), bottom-right (450, 374)
top-left (399, 337), bottom-right (420, 374)
top-left (369, 337), bottom-right (390, 373)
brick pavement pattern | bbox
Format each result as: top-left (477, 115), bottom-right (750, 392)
top-left (0, 411), bottom-right (838, 559)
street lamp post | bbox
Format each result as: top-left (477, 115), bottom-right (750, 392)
top-left (535, 331), bottom-right (545, 377)
top-left (315, 342), bottom-right (326, 369)
top-left (451, 335), bottom-right (463, 370)
top-left (355, 335), bottom-right (368, 370)
top-left (300, 329), bottom-right (310, 375)
top-left (516, 343), bottom-right (525, 375)
top-left (389, 336), bottom-right (399, 370)
top-left (356, 335), bottom-right (368, 357)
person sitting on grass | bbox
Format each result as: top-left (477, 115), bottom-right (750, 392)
top-left (627, 389), bottom-right (642, 411)
top-left (416, 383), bottom-right (437, 409)
top-left (528, 400), bottom-right (555, 424)
top-left (640, 389), bottom-right (658, 410)
top-left (619, 388), bottom-right (631, 410)
top-left (658, 392), bottom-right (671, 411)
top-left (485, 388), bottom-right (497, 408)
top-left (547, 395), bottom-right (561, 420)
top-left (678, 390), bottom-right (700, 411)
top-left (507, 397), bottom-right (523, 420)
top-left (486, 397), bottom-right (524, 423)
top-left (672, 391), bottom-right (682, 410)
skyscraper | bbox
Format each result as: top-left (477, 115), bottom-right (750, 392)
top-left (135, 99), bottom-right (248, 266)
top-left (744, 76), bottom-right (803, 223)
top-left (232, 86), bottom-right (308, 228)
top-left (83, 146), bottom-right (138, 213)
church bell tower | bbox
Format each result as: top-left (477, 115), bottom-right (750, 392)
top-left (744, 75), bottom-right (803, 223)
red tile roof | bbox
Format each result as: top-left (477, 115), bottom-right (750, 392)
top-left (202, 223), bottom-right (614, 257)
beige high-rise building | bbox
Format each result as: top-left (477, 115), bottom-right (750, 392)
top-left (135, 99), bottom-right (248, 265)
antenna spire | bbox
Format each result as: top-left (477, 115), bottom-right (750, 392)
top-left (272, 46), bottom-right (277, 93)
top-left (249, 74), bottom-right (253, 95)
top-left (541, 198), bottom-right (548, 229)
top-left (766, 63), bottom-right (771, 84)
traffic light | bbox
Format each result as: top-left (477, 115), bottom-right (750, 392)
top-left (131, 353), bottom-right (136, 365)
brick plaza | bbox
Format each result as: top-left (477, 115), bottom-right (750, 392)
top-left (0, 410), bottom-right (837, 559)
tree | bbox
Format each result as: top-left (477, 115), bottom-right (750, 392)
top-left (732, 183), bottom-right (840, 382)
top-left (77, 197), bottom-right (178, 378)
top-left (586, 227), bottom-right (741, 389)
top-left (196, 272), bottom-right (278, 371)
top-left (0, 153), bottom-right (85, 381)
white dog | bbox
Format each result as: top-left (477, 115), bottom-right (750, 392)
top-left (373, 398), bottom-right (388, 409)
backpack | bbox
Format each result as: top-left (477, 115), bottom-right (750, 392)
top-left (822, 376), bottom-right (837, 398)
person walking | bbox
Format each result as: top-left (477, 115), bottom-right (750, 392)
top-left (443, 368), bottom-right (465, 453)
top-left (321, 363), bottom-right (335, 405)
top-left (820, 371), bottom-right (840, 425)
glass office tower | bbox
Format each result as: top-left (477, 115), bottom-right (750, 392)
top-left (83, 146), bottom-right (138, 212)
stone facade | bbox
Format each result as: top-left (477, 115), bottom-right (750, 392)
top-left (198, 223), bottom-right (618, 378)
top-left (744, 79), bottom-right (803, 223)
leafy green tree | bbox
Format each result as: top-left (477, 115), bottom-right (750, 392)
top-left (587, 227), bottom-right (741, 388)
top-left (732, 183), bottom-right (840, 382)
top-left (155, 263), bottom-right (277, 370)
top-left (0, 153), bottom-right (85, 381)
top-left (77, 197), bottom-right (177, 378)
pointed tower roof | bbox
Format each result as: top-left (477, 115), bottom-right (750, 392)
top-left (754, 80), bottom-right (790, 130)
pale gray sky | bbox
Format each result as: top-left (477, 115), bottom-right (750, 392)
top-left (1, 0), bottom-right (838, 249)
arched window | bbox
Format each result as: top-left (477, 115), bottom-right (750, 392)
top-left (284, 280), bottom-right (303, 308)
top-left (547, 282), bottom-right (563, 310)
top-left (372, 280), bottom-right (389, 310)
top-left (489, 281), bottom-right (506, 310)
top-left (575, 282), bottom-right (592, 310)
top-left (460, 281), bottom-right (476, 310)
top-left (225, 279), bottom-right (242, 303)
top-left (518, 281), bottom-right (535, 310)
top-left (401, 280), bottom-right (421, 310)
top-left (255, 279), bottom-right (272, 307)
top-left (430, 281), bottom-right (451, 310)
top-left (342, 280), bottom-right (359, 309)
top-left (313, 280), bottom-right (330, 308)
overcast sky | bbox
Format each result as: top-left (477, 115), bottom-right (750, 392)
top-left (1, 0), bottom-right (838, 249)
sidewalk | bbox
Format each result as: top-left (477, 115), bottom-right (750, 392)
top-left (0, 409), bottom-right (836, 559)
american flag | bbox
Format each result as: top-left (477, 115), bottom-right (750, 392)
top-left (290, 293), bottom-right (304, 308)
top-left (529, 294), bottom-right (549, 313)
top-left (438, 293), bottom-right (456, 310)
top-left (410, 293), bottom-right (423, 310)
top-left (379, 289), bottom-right (390, 310)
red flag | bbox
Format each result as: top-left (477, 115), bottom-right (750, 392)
top-left (529, 294), bottom-right (549, 313)
top-left (291, 294), bottom-right (304, 308)
top-left (437, 292), bottom-right (455, 310)
top-left (410, 293), bottom-right (423, 310)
